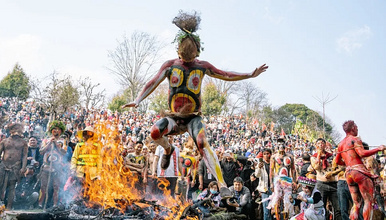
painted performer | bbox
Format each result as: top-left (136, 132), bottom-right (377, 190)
top-left (335, 120), bottom-right (386, 220)
top-left (122, 11), bottom-right (268, 196)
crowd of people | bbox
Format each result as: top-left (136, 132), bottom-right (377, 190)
top-left (0, 97), bottom-right (386, 220)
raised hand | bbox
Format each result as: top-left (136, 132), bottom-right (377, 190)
top-left (251, 64), bottom-right (269, 78)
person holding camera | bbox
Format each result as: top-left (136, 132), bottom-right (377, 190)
top-left (255, 148), bottom-right (273, 220)
top-left (226, 177), bottom-right (253, 219)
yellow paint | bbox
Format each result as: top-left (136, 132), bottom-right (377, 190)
top-left (170, 68), bottom-right (184, 87)
top-left (170, 93), bottom-right (196, 112)
top-left (187, 69), bottom-right (203, 94)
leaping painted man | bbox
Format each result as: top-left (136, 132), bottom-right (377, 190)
top-left (122, 11), bottom-right (268, 197)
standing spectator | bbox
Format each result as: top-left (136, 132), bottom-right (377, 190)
top-left (311, 138), bottom-right (341, 220)
top-left (27, 136), bottom-right (43, 173)
top-left (0, 123), bottom-right (28, 209)
top-left (255, 148), bottom-right (273, 220)
top-left (220, 150), bottom-right (240, 187)
top-left (123, 141), bottom-right (148, 194)
top-left (299, 153), bottom-right (314, 177)
top-left (152, 136), bottom-right (183, 199)
top-left (38, 120), bottom-right (67, 209)
top-left (198, 159), bottom-right (217, 192)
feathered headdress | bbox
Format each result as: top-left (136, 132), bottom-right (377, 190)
top-left (298, 176), bottom-right (317, 187)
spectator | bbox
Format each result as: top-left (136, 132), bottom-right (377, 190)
top-left (226, 177), bottom-right (253, 219)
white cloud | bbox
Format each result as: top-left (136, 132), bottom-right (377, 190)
top-left (336, 25), bottom-right (372, 54)
top-left (0, 34), bottom-right (44, 76)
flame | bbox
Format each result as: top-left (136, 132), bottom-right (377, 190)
top-left (75, 119), bottom-right (190, 219)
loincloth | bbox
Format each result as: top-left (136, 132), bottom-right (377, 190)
top-left (161, 110), bottom-right (201, 119)
top-left (0, 162), bottom-right (22, 181)
top-left (346, 164), bottom-right (378, 180)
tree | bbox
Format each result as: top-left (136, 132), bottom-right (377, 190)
top-left (79, 77), bottom-right (106, 111)
top-left (58, 77), bottom-right (80, 114)
top-left (108, 93), bottom-right (127, 113)
top-left (201, 82), bottom-right (226, 116)
top-left (227, 81), bottom-right (267, 117)
top-left (0, 63), bottom-right (31, 100)
top-left (205, 77), bottom-right (237, 114)
top-left (30, 73), bottom-right (80, 119)
top-left (107, 31), bottom-right (165, 105)
top-left (275, 103), bottom-right (333, 139)
top-left (148, 83), bottom-right (169, 113)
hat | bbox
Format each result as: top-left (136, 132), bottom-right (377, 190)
top-left (298, 176), bottom-right (316, 187)
top-left (77, 126), bottom-right (95, 140)
top-left (277, 137), bottom-right (285, 143)
top-left (223, 153), bottom-right (231, 157)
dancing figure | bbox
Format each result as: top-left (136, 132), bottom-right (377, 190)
top-left (335, 120), bottom-right (386, 220)
top-left (122, 11), bottom-right (268, 195)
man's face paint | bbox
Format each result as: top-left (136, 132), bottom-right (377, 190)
top-left (52, 127), bottom-right (62, 138)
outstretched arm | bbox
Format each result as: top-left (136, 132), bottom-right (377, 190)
top-left (122, 60), bottom-right (172, 108)
top-left (203, 61), bottom-right (268, 81)
top-left (355, 141), bottom-right (386, 158)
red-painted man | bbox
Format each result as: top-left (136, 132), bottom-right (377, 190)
top-left (335, 120), bottom-right (386, 220)
top-left (123, 11), bottom-right (268, 196)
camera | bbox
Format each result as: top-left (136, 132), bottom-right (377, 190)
top-left (228, 197), bottom-right (237, 203)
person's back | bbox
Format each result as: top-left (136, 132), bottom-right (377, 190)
top-left (338, 135), bottom-right (365, 167)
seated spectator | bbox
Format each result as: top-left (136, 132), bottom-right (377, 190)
top-left (13, 166), bottom-right (39, 210)
top-left (193, 181), bottom-right (222, 216)
top-left (290, 175), bottom-right (325, 220)
top-left (226, 177), bottom-right (254, 219)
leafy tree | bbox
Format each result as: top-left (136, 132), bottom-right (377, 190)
top-left (58, 77), bottom-right (80, 114)
top-left (108, 93), bottom-right (127, 113)
top-left (275, 103), bottom-right (333, 140)
top-left (201, 82), bottom-right (226, 116)
top-left (30, 73), bottom-right (80, 119)
top-left (0, 63), bottom-right (31, 100)
top-left (148, 83), bottom-right (169, 113)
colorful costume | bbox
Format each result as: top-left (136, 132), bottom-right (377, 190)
top-left (290, 176), bottom-right (325, 220)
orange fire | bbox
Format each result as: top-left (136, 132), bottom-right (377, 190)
top-left (76, 119), bottom-right (189, 219)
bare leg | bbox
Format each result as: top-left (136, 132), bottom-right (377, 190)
top-left (150, 117), bottom-right (177, 154)
top-left (187, 116), bottom-right (226, 188)
top-left (358, 177), bottom-right (375, 220)
top-left (6, 180), bottom-right (16, 209)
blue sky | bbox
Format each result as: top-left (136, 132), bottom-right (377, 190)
top-left (0, 0), bottom-right (385, 145)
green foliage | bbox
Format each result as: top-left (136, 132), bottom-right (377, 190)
top-left (30, 73), bottom-right (80, 118)
top-left (148, 83), bottom-right (169, 113)
top-left (0, 63), bottom-right (31, 100)
top-left (49, 120), bottom-right (66, 133)
top-left (273, 103), bottom-right (333, 140)
top-left (201, 82), bottom-right (226, 116)
top-left (59, 79), bottom-right (80, 113)
top-left (108, 94), bottom-right (127, 113)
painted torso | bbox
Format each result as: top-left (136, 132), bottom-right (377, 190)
top-left (166, 60), bottom-right (207, 113)
top-left (338, 135), bottom-right (365, 167)
top-left (273, 153), bottom-right (293, 177)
